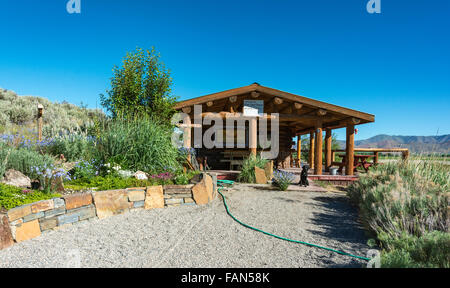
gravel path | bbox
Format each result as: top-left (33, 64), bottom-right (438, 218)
top-left (0, 184), bottom-right (369, 268)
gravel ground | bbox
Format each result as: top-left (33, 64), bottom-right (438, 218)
top-left (0, 183), bottom-right (369, 268)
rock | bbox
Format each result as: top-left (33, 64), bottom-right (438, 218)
top-left (167, 193), bottom-right (192, 198)
top-left (64, 193), bottom-right (92, 210)
top-left (133, 201), bottom-right (145, 208)
top-left (31, 200), bottom-right (54, 214)
top-left (203, 173), bottom-right (214, 201)
top-left (210, 173), bottom-right (218, 197)
top-left (190, 173), bottom-right (202, 184)
top-left (127, 189), bottom-right (145, 202)
top-left (144, 186), bottom-right (164, 210)
top-left (92, 190), bottom-right (131, 219)
top-left (14, 219), bottom-right (41, 243)
top-left (39, 217), bottom-right (58, 231)
top-left (264, 161), bottom-right (274, 179)
top-left (0, 215), bottom-right (14, 250)
top-left (7, 205), bottom-right (32, 222)
top-left (53, 198), bottom-right (65, 209)
top-left (23, 212), bottom-right (45, 223)
top-left (44, 206), bottom-right (66, 218)
top-left (66, 205), bottom-right (96, 221)
top-left (134, 171), bottom-right (149, 180)
top-left (163, 185), bottom-right (194, 194)
top-left (184, 198), bottom-right (194, 204)
top-left (1, 169), bottom-right (31, 188)
top-left (165, 198), bottom-right (183, 205)
top-left (254, 166), bottom-right (267, 184)
top-left (192, 180), bottom-right (209, 205)
top-left (57, 213), bottom-right (79, 225)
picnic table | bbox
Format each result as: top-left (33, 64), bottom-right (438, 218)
top-left (336, 154), bottom-right (375, 173)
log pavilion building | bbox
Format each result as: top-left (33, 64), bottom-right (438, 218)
top-left (174, 83), bottom-right (375, 176)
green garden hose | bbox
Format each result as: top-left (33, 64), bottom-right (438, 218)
top-left (216, 179), bottom-right (370, 262)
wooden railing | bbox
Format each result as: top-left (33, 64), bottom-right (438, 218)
top-left (331, 148), bottom-right (410, 164)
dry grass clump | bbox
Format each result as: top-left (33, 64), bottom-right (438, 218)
top-left (347, 160), bottom-right (449, 267)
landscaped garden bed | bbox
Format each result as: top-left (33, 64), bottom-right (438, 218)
top-left (0, 47), bottom-right (221, 250)
top-left (0, 172), bottom-right (216, 250)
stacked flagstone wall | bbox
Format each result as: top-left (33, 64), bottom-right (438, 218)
top-left (0, 173), bottom-right (216, 250)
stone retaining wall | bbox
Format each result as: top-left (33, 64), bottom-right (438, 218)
top-left (0, 173), bottom-right (216, 250)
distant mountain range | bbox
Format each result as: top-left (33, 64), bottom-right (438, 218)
top-left (338, 134), bottom-right (450, 154)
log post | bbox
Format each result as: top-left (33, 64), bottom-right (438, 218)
top-left (297, 135), bottom-right (301, 168)
top-left (325, 129), bottom-right (332, 172)
top-left (183, 115), bottom-right (192, 163)
top-left (249, 117), bottom-right (257, 156)
top-left (346, 124), bottom-right (355, 175)
top-left (314, 122), bottom-right (323, 175)
top-left (402, 150), bottom-right (410, 161)
top-left (37, 104), bottom-right (44, 142)
top-left (374, 151), bottom-right (379, 164)
top-left (309, 131), bottom-right (315, 170)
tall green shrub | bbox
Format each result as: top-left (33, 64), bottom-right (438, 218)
top-left (347, 160), bottom-right (449, 267)
top-left (45, 134), bottom-right (96, 162)
top-left (95, 115), bottom-right (180, 174)
top-left (6, 148), bottom-right (54, 180)
top-left (100, 47), bottom-right (177, 121)
top-left (0, 143), bottom-right (11, 179)
top-left (380, 231), bottom-right (450, 268)
top-left (238, 155), bottom-right (268, 183)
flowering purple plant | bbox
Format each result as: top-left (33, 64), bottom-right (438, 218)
top-left (21, 189), bottom-right (34, 195)
top-left (0, 133), bottom-right (56, 148)
top-left (70, 160), bottom-right (101, 180)
top-left (272, 170), bottom-right (295, 191)
top-left (31, 164), bottom-right (71, 193)
top-left (151, 172), bottom-right (173, 181)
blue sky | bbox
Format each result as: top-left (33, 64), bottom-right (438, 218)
top-left (0, 0), bottom-right (449, 140)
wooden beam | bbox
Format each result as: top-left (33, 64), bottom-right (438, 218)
top-left (183, 114), bottom-right (192, 162)
top-left (294, 102), bottom-right (303, 110)
top-left (309, 132), bottom-right (315, 170)
top-left (229, 96), bottom-right (238, 103)
top-left (37, 104), bottom-right (44, 142)
top-left (325, 129), bottom-right (332, 172)
top-left (175, 84), bottom-right (375, 124)
top-left (280, 105), bottom-right (293, 114)
top-left (351, 117), bottom-right (361, 125)
top-left (201, 112), bottom-right (276, 119)
top-left (181, 106), bottom-right (191, 114)
top-left (206, 101), bottom-right (214, 107)
top-left (249, 117), bottom-right (257, 156)
top-left (296, 128), bottom-right (315, 136)
top-left (255, 86), bottom-right (375, 122)
top-left (346, 124), bottom-right (355, 176)
top-left (273, 97), bottom-right (283, 105)
top-left (314, 121), bottom-right (323, 175)
top-left (317, 109), bottom-right (327, 116)
top-left (297, 135), bottom-right (301, 168)
top-left (251, 91), bottom-right (260, 98)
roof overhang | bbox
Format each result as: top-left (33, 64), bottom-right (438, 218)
top-left (175, 83), bottom-right (375, 134)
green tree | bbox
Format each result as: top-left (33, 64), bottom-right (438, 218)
top-left (300, 132), bottom-right (341, 164)
top-left (100, 47), bottom-right (177, 121)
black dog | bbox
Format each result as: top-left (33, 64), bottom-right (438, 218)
top-left (299, 165), bottom-right (309, 187)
